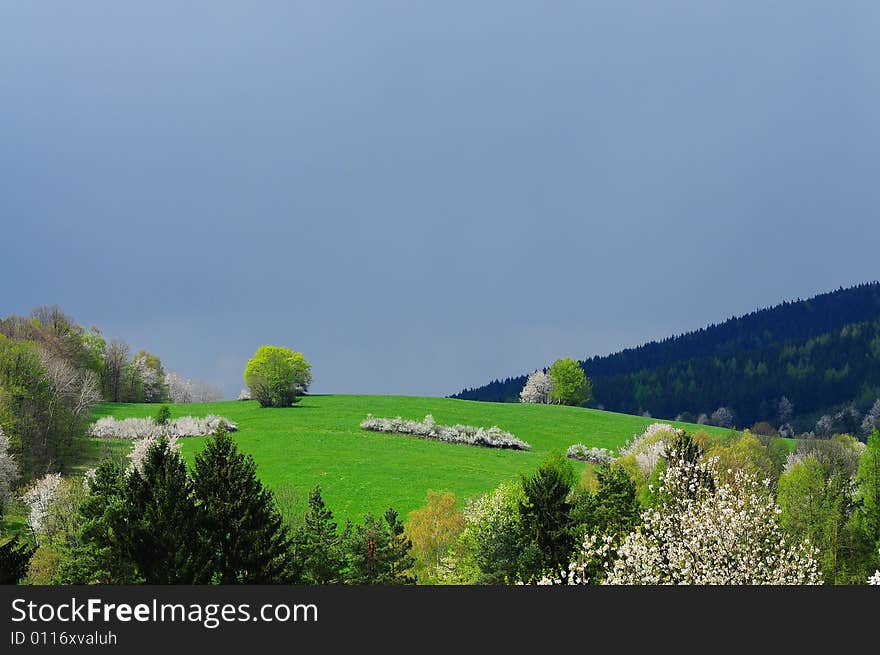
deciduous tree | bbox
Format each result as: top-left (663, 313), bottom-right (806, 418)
top-left (244, 346), bottom-right (312, 408)
top-left (406, 490), bottom-right (465, 582)
top-left (548, 358), bottom-right (591, 406)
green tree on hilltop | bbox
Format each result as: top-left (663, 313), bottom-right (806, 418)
top-left (548, 358), bottom-right (592, 406)
top-left (244, 345), bottom-right (312, 408)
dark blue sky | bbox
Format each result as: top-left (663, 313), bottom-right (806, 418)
top-left (3, 2), bottom-right (879, 398)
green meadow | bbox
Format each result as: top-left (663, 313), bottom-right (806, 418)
top-left (89, 395), bottom-right (732, 522)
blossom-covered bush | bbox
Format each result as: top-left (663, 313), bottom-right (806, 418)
top-left (0, 426), bottom-right (19, 506)
top-left (635, 440), bottom-right (667, 477)
top-left (783, 450), bottom-right (811, 475)
top-left (519, 370), bottom-right (553, 404)
top-left (237, 388), bottom-right (252, 401)
top-left (88, 415), bottom-right (237, 440)
top-left (618, 423), bottom-right (680, 458)
top-left (558, 457), bottom-right (822, 585)
top-left (22, 473), bottom-right (64, 537)
top-left (360, 414), bottom-right (531, 450)
top-left (566, 444), bottom-right (614, 466)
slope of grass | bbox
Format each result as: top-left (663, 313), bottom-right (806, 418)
top-left (91, 395), bottom-right (732, 522)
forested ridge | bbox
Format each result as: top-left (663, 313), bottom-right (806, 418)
top-left (453, 282), bottom-right (880, 429)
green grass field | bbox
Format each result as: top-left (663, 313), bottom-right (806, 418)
top-left (88, 395), bottom-right (732, 522)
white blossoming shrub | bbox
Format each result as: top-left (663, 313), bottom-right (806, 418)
top-left (22, 472), bottom-right (64, 537)
top-left (237, 388), bottom-right (252, 401)
top-left (360, 414), bottom-right (531, 450)
top-left (128, 434), bottom-right (181, 475)
top-left (618, 423), bottom-right (679, 458)
top-left (0, 426), bottom-right (20, 506)
top-left (88, 415), bottom-right (237, 440)
top-left (783, 451), bottom-right (810, 475)
top-left (519, 370), bottom-right (553, 404)
top-left (566, 444), bottom-right (615, 466)
top-left (635, 440), bottom-right (667, 477)
top-left (562, 457), bottom-right (822, 585)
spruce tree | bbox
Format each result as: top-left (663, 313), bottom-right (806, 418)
top-left (0, 537), bottom-right (34, 584)
top-left (54, 460), bottom-right (139, 584)
top-left (121, 437), bottom-right (210, 584)
top-left (344, 509), bottom-right (415, 584)
top-left (384, 509), bottom-right (416, 584)
top-left (293, 486), bottom-right (345, 583)
top-left (518, 452), bottom-right (576, 581)
top-left (192, 427), bottom-right (297, 583)
top-left (572, 465), bottom-right (642, 544)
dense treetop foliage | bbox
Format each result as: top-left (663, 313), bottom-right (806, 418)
top-left (244, 345), bottom-right (312, 408)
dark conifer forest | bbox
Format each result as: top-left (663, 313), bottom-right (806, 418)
top-left (452, 282), bottom-right (880, 431)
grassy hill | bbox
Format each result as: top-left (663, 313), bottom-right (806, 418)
top-left (90, 395), bottom-right (731, 522)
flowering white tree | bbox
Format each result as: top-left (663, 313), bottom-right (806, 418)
top-left (862, 399), bottom-right (880, 437)
top-left (165, 372), bottom-right (194, 403)
top-left (0, 426), bottom-right (20, 507)
top-left (561, 457), bottom-right (822, 585)
top-left (166, 371), bottom-right (224, 403)
top-left (777, 396), bottom-right (794, 424)
top-left (22, 472), bottom-right (64, 538)
top-left (519, 370), bottom-right (553, 404)
top-left (131, 353), bottom-right (166, 402)
top-left (710, 406), bottom-right (735, 428)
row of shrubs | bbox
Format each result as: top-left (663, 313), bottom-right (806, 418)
top-left (88, 415), bottom-right (238, 440)
top-left (360, 414), bottom-right (531, 450)
top-left (565, 444), bottom-right (615, 466)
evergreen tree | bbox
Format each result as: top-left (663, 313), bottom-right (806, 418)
top-left (121, 437), bottom-right (209, 583)
top-left (293, 486), bottom-right (345, 583)
top-left (192, 427), bottom-right (297, 583)
top-left (517, 452), bottom-right (576, 581)
top-left (0, 537), bottom-right (34, 584)
top-left (54, 461), bottom-right (139, 584)
top-left (573, 465), bottom-right (642, 543)
top-left (344, 509), bottom-right (415, 584)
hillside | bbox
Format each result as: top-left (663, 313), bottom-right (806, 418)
top-left (89, 395), bottom-right (731, 522)
top-left (453, 282), bottom-right (880, 430)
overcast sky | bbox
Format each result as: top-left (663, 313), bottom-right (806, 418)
top-left (3, 2), bottom-right (880, 399)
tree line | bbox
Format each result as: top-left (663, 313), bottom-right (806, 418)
top-left (4, 424), bottom-right (879, 585)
